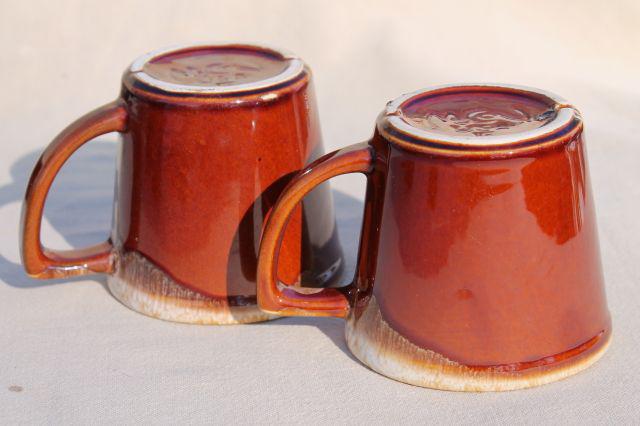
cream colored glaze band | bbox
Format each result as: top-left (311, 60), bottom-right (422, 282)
top-left (345, 296), bottom-right (610, 392)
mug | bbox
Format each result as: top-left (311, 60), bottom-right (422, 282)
top-left (21, 43), bottom-right (344, 324)
top-left (257, 84), bottom-right (611, 391)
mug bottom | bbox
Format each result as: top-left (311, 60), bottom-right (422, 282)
top-left (345, 296), bottom-right (611, 392)
top-left (107, 251), bottom-right (276, 325)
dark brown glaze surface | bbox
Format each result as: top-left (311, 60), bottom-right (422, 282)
top-left (400, 92), bottom-right (556, 137)
top-left (364, 129), bottom-right (610, 367)
top-left (115, 66), bottom-right (342, 299)
top-left (143, 47), bottom-right (288, 87)
top-left (257, 143), bottom-right (373, 317)
top-left (22, 44), bottom-right (343, 320)
top-left (257, 84), bottom-right (611, 384)
top-left (21, 102), bottom-right (127, 278)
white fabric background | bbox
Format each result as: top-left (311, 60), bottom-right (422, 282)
top-left (1, 0), bottom-right (638, 423)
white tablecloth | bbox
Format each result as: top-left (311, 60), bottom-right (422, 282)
top-left (1, 1), bottom-right (638, 423)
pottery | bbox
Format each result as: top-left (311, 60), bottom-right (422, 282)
top-left (21, 43), bottom-right (344, 324)
top-left (257, 83), bottom-right (611, 391)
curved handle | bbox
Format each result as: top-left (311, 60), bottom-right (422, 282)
top-left (21, 101), bottom-right (128, 279)
top-left (257, 142), bottom-right (374, 318)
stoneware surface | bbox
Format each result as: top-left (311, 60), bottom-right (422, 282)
top-left (20, 43), bottom-right (343, 324)
top-left (257, 84), bottom-right (611, 391)
top-left (1, 0), bottom-right (638, 423)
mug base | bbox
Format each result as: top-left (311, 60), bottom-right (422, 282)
top-left (345, 296), bottom-right (611, 391)
top-left (107, 251), bottom-right (277, 325)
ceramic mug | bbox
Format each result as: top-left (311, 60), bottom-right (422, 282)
top-left (257, 84), bottom-right (611, 391)
top-left (21, 43), bottom-right (343, 324)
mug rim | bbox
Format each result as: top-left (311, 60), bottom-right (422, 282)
top-left (378, 83), bottom-right (582, 157)
top-left (126, 42), bottom-right (305, 95)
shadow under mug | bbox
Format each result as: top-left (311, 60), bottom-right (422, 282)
top-left (258, 83), bottom-right (611, 391)
top-left (21, 43), bottom-right (343, 324)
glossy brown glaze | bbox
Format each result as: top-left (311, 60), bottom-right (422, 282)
top-left (257, 84), bottom-right (611, 390)
top-left (21, 43), bottom-right (343, 324)
top-left (367, 129), bottom-right (609, 367)
top-left (257, 143), bottom-right (373, 317)
top-left (21, 101), bottom-right (126, 278)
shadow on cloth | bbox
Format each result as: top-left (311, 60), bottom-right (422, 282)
top-left (0, 140), bottom-right (365, 359)
top-left (0, 139), bottom-right (116, 289)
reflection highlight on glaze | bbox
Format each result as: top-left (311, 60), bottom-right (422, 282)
top-left (522, 137), bottom-right (586, 244)
top-left (371, 134), bottom-right (608, 367)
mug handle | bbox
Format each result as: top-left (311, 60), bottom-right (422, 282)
top-left (257, 142), bottom-right (374, 318)
top-left (21, 101), bottom-right (128, 279)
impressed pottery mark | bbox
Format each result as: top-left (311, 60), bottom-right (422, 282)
top-left (400, 92), bottom-right (557, 137)
top-left (167, 62), bottom-right (262, 86)
top-left (143, 51), bottom-right (288, 87)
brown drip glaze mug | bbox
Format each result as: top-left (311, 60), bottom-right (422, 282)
top-left (258, 84), bottom-right (611, 391)
top-left (21, 43), bottom-right (344, 324)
